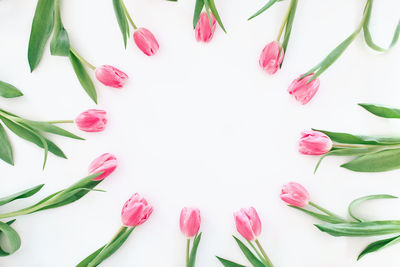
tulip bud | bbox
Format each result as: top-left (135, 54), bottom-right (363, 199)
top-left (95, 65), bottom-right (128, 88)
top-left (88, 153), bottom-right (117, 181)
top-left (75, 109), bottom-right (107, 132)
top-left (299, 130), bottom-right (332, 155)
top-left (288, 74), bottom-right (320, 105)
top-left (121, 193), bottom-right (153, 227)
top-left (259, 41), bottom-right (284, 74)
top-left (179, 207), bottom-right (201, 238)
top-left (234, 207), bottom-right (262, 241)
top-left (195, 12), bottom-right (217, 42)
top-left (280, 182), bottom-right (310, 207)
top-left (133, 28), bottom-right (160, 56)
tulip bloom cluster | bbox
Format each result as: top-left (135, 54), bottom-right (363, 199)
top-left (180, 207), bottom-right (202, 266)
top-left (281, 182), bottom-right (400, 260)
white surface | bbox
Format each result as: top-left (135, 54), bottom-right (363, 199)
top-left (0, 0), bottom-right (400, 266)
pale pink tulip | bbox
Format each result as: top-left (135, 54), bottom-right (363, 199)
top-left (299, 130), bottom-right (332, 155)
top-left (259, 41), bottom-right (284, 74)
top-left (133, 28), bottom-right (159, 56)
top-left (95, 65), bottom-right (128, 88)
top-left (75, 109), bottom-right (107, 132)
top-left (280, 182), bottom-right (310, 207)
top-left (121, 193), bottom-right (153, 227)
top-left (288, 74), bottom-right (320, 105)
top-left (88, 153), bottom-right (117, 181)
top-left (180, 207), bottom-right (201, 238)
top-left (195, 12), bottom-right (217, 42)
top-left (234, 207), bottom-right (262, 241)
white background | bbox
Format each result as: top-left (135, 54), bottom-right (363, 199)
top-left (0, 0), bottom-right (400, 266)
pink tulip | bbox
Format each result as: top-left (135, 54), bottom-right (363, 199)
top-left (133, 28), bottom-right (159, 56)
top-left (95, 65), bottom-right (128, 88)
top-left (234, 207), bottom-right (262, 241)
top-left (180, 207), bottom-right (201, 238)
top-left (288, 74), bottom-right (320, 105)
top-left (121, 193), bottom-right (153, 227)
top-left (299, 130), bottom-right (332, 155)
top-left (88, 153), bottom-right (117, 181)
top-left (195, 12), bottom-right (217, 42)
top-left (280, 182), bottom-right (310, 207)
top-left (259, 41), bottom-right (284, 74)
top-left (75, 109), bottom-right (107, 132)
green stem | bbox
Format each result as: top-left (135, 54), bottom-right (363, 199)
top-left (247, 240), bottom-right (267, 265)
top-left (121, 0), bottom-right (137, 30)
top-left (333, 143), bottom-right (375, 148)
top-left (47, 120), bottom-right (74, 124)
top-left (309, 201), bottom-right (347, 222)
top-left (276, 0), bottom-right (293, 42)
top-left (255, 239), bottom-right (273, 267)
top-left (186, 239), bottom-right (190, 266)
top-left (70, 47), bottom-right (96, 70)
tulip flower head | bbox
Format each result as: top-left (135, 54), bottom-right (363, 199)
top-left (280, 182), bottom-right (310, 207)
top-left (288, 74), bottom-right (320, 105)
top-left (195, 12), bottom-right (217, 42)
top-left (88, 153), bottom-right (117, 181)
top-left (75, 109), bottom-right (107, 132)
top-left (121, 193), bottom-right (153, 227)
top-left (299, 130), bottom-right (332, 155)
top-left (180, 207), bottom-right (201, 238)
top-left (95, 65), bottom-right (128, 88)
top-left (234, 207), bottom-right (262, 241)
top-left (133, 28), bottom-right (160, 56)
top-left (259, 41), bottom-right (284, 74)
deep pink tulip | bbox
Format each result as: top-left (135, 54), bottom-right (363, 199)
top-left (280, 182), bottom-right (310, 207)
top-left (180, 207), bottom-right (201, 238)
top-left (234, 207), bottom-right (262, 241)
top-left (288, 74), bottom-right (320, 105)
top-left (299, 130), bottom-right (332, 155)
top-left (95, 65), bottom-right (128, 88)
top-left (259, 41), bottom-right (284, 74)
top-left (133, 28), bottom-right (159, 56)
top-left (88, 153), bottom-right (117, 181)
top-left (121, 193), bottom-right (153, 227)
top-left (195, 12), bottom-right (217, 42)
top-left (75, 109), bottom-right (107, 132)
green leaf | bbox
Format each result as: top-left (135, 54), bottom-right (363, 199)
top-left (348, 194), bottom-right (398, 222)
top-left (358, 235), bottom-right (400, 260)
top-left (233, 236), bottom-right (264, 267)
top-left (188, 233), bottom-right (202, 267)
top-left (83, 227), bottom-right (134, 267)
top-left (0, 116), bottom-right (66, 159)
top-left (315, 221), bottom-right (400, 237)
top-left (313, 129), bottom-right (400, 146)
top-left (112, 0), bottom-right (129, 48)
top-left (341, 148), bottom-right (400, 172)
top-left (50, 0), bottom-right (70, 56)
top-left (216, 256), bottom-right (247, 267)
top-left (280, 0), bottom-right (297, 66)
top-left (0, 123), bottom-right (13, 165)
top-left (359, 103), bottom-right (400, 119)
top-left (314, 147), bottom-right (380, 173)
top-left (289, 205), bottom-right (347, 224)
top-left (207, 0), bottom-right (226, 33)
top-left (193, 0), bottom-right (205, 29)
top-left (21, 120), bottom-right (83, 140)
top-left (0, 221), bottom-right (21, 257)
top-left (248, 0), bottom-right (280, 20)
top-left (27, 0), bottom-right (55, 72)
top-left (69, 50), bottom-right (97, 103)
top-left (0, 81), bottom-right (23, 98)
top-left (363, 0), bottom-right (400, 52)
top-left (76, 245), bottom-right (107, 267)
top-left (0, 184), bottom-right (44, 206)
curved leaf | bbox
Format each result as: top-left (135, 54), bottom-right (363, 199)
top-left (248, 0), bottom-right (280, 20)
top-left (112, 0), bottom-right (129, 48)
top-left (233, 236), bottom-right (264, 267)
top-left (289, 205), bottom-right (347, 224)
top-left (27, 0), bottom-right (55, 71)
top-left (358, 235), bottom-right (400, 260)
top-left (0, 81), bottom-right (23, 98)
top-left (0, 184), bottom-right (44, 206)
top-left (50, 0), bottom-right (70, 56)
top-left (0, 123), bottom-right (13, 165)
top-left (207, 0), bottom-right (226, 33)
top-left (0, 221), bottom-right (21, 257)
top-left (193, 0), bottom-right (205, 29)
top-left (348, 194), bottom-right (397, 222)
top-left (315, 221), bottom-right (400, 237)
top-left (341, 148), bottom-right (400, 172)
top-left (217, 256), bottom-right (247, 267)
top-left (22, 120), bottom-right (83, 140)
top-left (359, 103), bottom-right (400, 119)
top-left (188, 233), bottom-right (202, 267)
top-left (280, 0), bottom-right (297, 65)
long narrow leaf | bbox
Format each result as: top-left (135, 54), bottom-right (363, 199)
top-left (348, 194), bottom-right (397, 222)
top-left (315, 221), bottom-right (400, 237)
top-left (280, 0), bottom-right (297, 66)
top-left (0, 123), bottom-right (13, 165)
top-left (289, 205), bottom-right (347, 224)
top-left (0, 184), bottom-right (44, 206)
top-left (233, 236), bottom-right (264, 267)
top-left (76, 245), bottom-right (107, 267)
top-left (50, 0), bottom-right (70, 56)
top-left (113, 0), bottom-right (129, 48)
top-left (0, 81), bottom-right (23, 98)
top-left (358, 103), bottom-right (400, 119)
top-left (22, 120), bottom-right (83, 140)
top-left (217, 256), bottom-right (247, 267)
top-left (248, 0), bottom-right (280, 20)
top-left (188, 233), bottom-right (202, 267)
top-left (358, 235), bottom-right (400, 260)
top-left (341, 148), bottom-right (400, 172)
top-left (207, 0), bottom-right (226, 33)
top-left (193, 0), bottom-right (205, 28)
